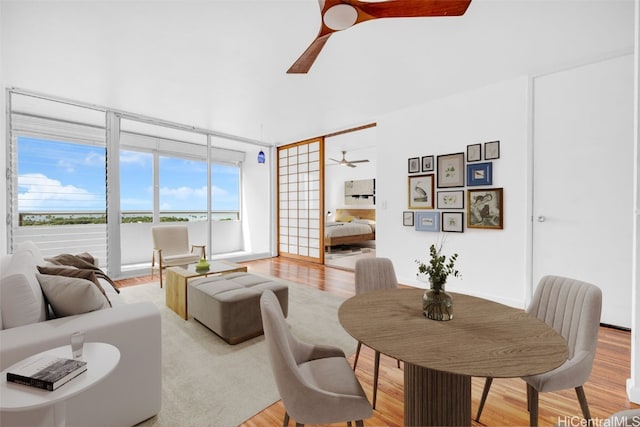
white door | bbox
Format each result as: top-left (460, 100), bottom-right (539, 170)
top-left (532, 54), bottom-right (634, 328)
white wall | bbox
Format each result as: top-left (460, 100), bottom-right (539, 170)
top-left (241, 146), bottom-right (273, 256)
top-left (376, 76), bottom-right (530, 307)
top-left (0, 1), bottom-right (5, 255)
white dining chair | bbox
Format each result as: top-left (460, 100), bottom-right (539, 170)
top-left (475, 275), bottom-right (602, 427)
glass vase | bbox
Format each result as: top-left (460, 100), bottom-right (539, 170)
top-left (422, 281), bottom-right (453, 321)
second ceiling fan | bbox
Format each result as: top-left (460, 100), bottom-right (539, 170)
top-left (287, 0), bottom-right (473, 74)
top-left (329, 150), bottom-right (370, 168)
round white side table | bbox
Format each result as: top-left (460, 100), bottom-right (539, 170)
top-left (1, 342), bottom-right (120, 427)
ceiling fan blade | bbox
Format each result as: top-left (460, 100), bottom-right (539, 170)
top-left (347, 163), bottom-right (357, 168)
top-left (348, 159), bottom-right (369, 164)
top-left (329, 158), bottom-right (341, 163)
top-left (356, 0), bottom-right (472, 19)
top-left (287, 34), bottom-right (332, 74)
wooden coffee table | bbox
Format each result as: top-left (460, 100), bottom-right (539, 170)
top-left (165, 260), bottom-right (248, 319)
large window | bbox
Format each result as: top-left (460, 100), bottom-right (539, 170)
top-left (211, 163), bottom-right (240, 220)
top-left (159, 155), bottom-right (208, 221)
top-left (8, 90), bottom-right (260, 272)
top-left (120, 149), bottom-right (153, 222)
top-left (17, 136), bottom-right (106, 226)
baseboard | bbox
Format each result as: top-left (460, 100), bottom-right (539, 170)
top-left (627, 378), bottom-right (640, 404)
top-left (601, 322), bottom-right (631, 332)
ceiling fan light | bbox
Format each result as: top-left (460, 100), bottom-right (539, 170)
top-left (323, 4), bottom-right (358, 31)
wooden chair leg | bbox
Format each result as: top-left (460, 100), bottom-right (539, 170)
top-left (373, 350), bottom-right (381, 409)
top-left (151, 253), bottom-right (155, 279)
top-left (575, 385), bottom-right (592, 423)
top-left (158, 261), bottom-right (164, 288)
top-left (475, 377), bottom-right (493, 421)
top-left (528, 384), bottom-right (539, 427)
top-left (355, 421), bottom-right (364, 427)
top-left (353, 341), bottom-right (362, 371)
top-left (283, 412), bottom-right (289, 427)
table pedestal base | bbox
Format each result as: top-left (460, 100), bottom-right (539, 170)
top-left (404, 363), bottom-right (471, 427)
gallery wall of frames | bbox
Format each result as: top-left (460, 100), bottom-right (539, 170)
top-left (403, 140), bottom-right (503, 233)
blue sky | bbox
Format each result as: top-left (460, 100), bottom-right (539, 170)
top-left (17, 137), bottom-right (240, 212)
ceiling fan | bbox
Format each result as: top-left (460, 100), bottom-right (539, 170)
top-left (329, 151), bottom-right (370, 168)
top-left (287, 0), bottom-right (473, 74)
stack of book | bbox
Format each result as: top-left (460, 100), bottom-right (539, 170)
top-left (6, 355), bottom-right (87, 391)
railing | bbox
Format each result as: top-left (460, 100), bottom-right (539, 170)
top-left (19, 210), bottom-right (240, 226)
top-left (14, 210), bottom-right (244, 276)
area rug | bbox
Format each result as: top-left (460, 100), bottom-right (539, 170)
top-left (119, 275), bottom-right (357, 427)
top-left (325, 248), bottom-right (376, 270)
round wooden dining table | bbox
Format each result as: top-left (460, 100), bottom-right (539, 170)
top-left (338, 288), bottom-right (568, 427)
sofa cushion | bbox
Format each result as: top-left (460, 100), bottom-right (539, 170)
top-left (37, 266), bottom-right (111, 307)
top-left (3, 250), bottom-right (47, 323)
top-left (37, 273), bottom-right (110, 318)
top-left (0, 274), bottom-right (43, 329)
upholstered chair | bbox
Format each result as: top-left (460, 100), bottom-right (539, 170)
top-left (151, 225), bottom-right (205, 288)
top-left (260, 290), bottom-right (373, 426)
top-left (606, 409), bottom-right (640, 427)
top-left (354, 257), bottom-right (401, 409)
top-left (475, 275), bottom-right (602, 427)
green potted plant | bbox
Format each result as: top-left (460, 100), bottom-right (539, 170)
top-left (415, 242), bottom-right (461, 321)
top-left (415, 243), bottom-right (460, 291)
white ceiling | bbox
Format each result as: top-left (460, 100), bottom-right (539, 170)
top-left (1, 0), bottom-right (635, 145)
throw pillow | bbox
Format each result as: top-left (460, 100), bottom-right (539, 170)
top-left (0, 274), bottom-right (42, 329)
top-left (37, 266), bottom-right (111, 307)
top-left (36, 273), bottom-right (110, 318)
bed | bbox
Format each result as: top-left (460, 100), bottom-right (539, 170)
top-left (325, 208), bottom-right (376, 249)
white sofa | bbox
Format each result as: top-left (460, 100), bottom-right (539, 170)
top-left (0, 242), bottom-right (162, 427)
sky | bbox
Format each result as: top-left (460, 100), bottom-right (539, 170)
top-left (17, 137), bottom-right (240, 213)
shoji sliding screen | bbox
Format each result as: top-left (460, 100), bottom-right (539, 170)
top-left (277, 138), bottom-right (324, 263)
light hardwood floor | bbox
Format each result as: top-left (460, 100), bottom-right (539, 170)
top-left (117, 257), bottom-right (638, 427)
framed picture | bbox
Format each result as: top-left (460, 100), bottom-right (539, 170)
top-left (415, 211), bottom-right (440, 232)
top-left (408, 157), bottom-right (420, 173)
top-left (466, 162), bottom-right (493, 186)
top-left (467, 188), bottom-right (504, 229)
top-left (467, 144), bottom-right (481, 162)
top-left (442, 212), bottom-right (464, 233)
top-left (437, 190), bottom-right (464, 209)
top-left (421, 155), bottom-right (434, 172)
top-left (403, 211), bottom-right (414, 226)
top-left (437, 152), bottom-right (465, 188)
top-left (484, 140), bottom-right (500, 160)
top-left (408, 174), bottom-right (435, 209)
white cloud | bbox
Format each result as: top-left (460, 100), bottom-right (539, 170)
top-left (120, 151), bottom-right (149, 166)
top-left (160, 185), bottom-right (208, 200)
top-left (18, 173), bottom-right (103, 210)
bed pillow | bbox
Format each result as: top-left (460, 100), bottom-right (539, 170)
top-left (353, 218), bottom-right (376, 232)
top-left (37, 273), bottom-right (111, 318)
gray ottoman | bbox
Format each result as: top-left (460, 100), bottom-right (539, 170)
top-left (187, 272), bottom-right (288, 344)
